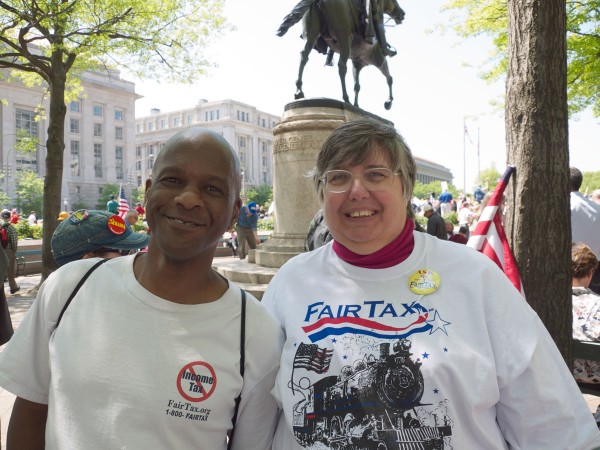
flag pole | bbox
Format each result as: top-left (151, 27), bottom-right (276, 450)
top-left (477, 127), bottom-right (481, 185)
top-left (463, 118), bottom-right (466, 192)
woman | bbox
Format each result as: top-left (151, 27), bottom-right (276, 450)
top-left (572, 242), bottom-right (600, 386)
top-left (262, 119), bottom-right (600, 449)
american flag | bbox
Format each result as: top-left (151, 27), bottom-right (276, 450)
top-left (467, 166), bottom-right (524, 294)
top-left (292, 343), bottom-right (333, 374)
top-left (118, 185), bottom-right (129, 218)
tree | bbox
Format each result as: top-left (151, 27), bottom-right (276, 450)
top-left (443, 0), bottom-right (600, 116)
top-left (14, 170), bottom-right (44, 215)
top-left (477, 166), bottom-right (502, 192)
top-left (246, 184), bottom-right (273, 211)
top-left (581, 171), bottom-right (600, 194)
top-left (0, 0), bottom-right (228, 280)
top-left (96, 183), bottom-right (120, 210)
top-left (504, 0), bottom-right (572, 361)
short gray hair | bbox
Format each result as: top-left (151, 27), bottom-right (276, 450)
top-left (309, 119), bottom-right (417, 218)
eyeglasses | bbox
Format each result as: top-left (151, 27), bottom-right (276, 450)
top-left (320, 168), bottom-right (400, 193)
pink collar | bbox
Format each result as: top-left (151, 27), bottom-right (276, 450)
top-left (332, 219), bottom-right (415, 268)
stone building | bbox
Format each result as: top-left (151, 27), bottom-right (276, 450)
top-left (0, 68), bottom-right (138, 210)
top-left (134, 99), bottom-right (280, 194)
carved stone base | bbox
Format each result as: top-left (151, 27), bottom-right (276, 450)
top-left (253, 98), bottom-right (391, 268)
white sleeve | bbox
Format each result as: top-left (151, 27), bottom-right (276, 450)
top-left (0, 260), bottom-right (102, 404)
top-left (494, 305), bottom-right (600, 449)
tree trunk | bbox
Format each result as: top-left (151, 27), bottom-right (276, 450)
top-left (505, 0), bottom-right (571, 363)
top-left (41, 52), bottom-right (67, 281)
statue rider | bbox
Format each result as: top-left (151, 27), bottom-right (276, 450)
top-left (277, 0), bottom-right (397, 58)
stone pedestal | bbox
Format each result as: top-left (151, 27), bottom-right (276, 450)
top-left (254, 98), bottom-right (388, 268)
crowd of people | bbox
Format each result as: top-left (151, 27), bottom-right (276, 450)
top-left (0, 121), bottom-right (598, 449)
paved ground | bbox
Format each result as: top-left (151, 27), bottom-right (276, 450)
top-left (0, 263), bottom-right (599, 448)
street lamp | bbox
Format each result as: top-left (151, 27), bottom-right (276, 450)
top-left (63, 198), bottom-right (69, 212)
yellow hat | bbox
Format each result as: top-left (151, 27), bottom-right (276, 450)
top-left (57, 211), bottom-right (70, 221)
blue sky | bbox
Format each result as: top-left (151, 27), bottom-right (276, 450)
top-left (134, 0), bottom-right (600, 192)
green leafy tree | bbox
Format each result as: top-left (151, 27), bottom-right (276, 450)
top-left (443, 0), bottom-right (600, 116)
top-left (246, 184), bottom-right (273, 211)
top-left (413, 180), bottom-right (460, 202)
top-left (14, 170), bottom-right (44, 216)
top-left (477, 166), bottom-right (502, 193)
top-left (581, 171), bottom-right (600, 194)
top-left (0, 0), bottom-right (228, 280)
top-left (96, 184), bottom-right (120, 210)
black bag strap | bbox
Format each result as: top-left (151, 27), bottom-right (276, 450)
top-left (56, 258), bottom-right (109, 327)
top-left (227, 289), bottom-right (247, 450)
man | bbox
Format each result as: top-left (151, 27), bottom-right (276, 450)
top-left (236, 201), bottom-right (259, 260)
top-left (27, 211), bottom-right (37, 226)
top-left (0, 210), bottom-right (19, 294)
top-left (276, 0), bottom-right (397, 57)
top-left (438, 188), bottom-right (453, 217)
top-left (123, 209), bottom-right (139, 227)
top-left (51, 209), bottom-right (150, 266)
top-left (591, 189), bottom-right (600, 205)
top-left (449, 225), bottom-right (469, 244)
top-left (0, 128), bottom-right (283, 449)
top-left (106, 194), bottom-right (119, 214)
top-left (423, 203), bottom-right (447, 240)
top-left (134, 202), bottom-right (145, 217)
top-left (570, 167), bottom-right (600, 294)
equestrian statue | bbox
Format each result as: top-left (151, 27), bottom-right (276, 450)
top-left (277, 0), bottom-right (405, 110)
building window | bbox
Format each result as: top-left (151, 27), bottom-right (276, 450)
top-left (115, 146), bottom-right (124, 180)
top-left (173, 117), bottom-right (181, 127)
top-left (15, 109), bottom-right (39, 172)
top-left (239, 150), bottom-right (246, 164)
top-left (94, 143), bottom-right (103, 177)
top-left (160, 119), bottom-right (167, 129)
top-left (93, 123), bottom-right (103, 137)
top-left (136, 146), bottom-right (142, 157)
top-left (136, 123), bottom-right (142, 133)
top-left (70, 118), bottom-right (80, 133)
top-left (93, 104), bottom-right (103, 117)
top-left (187, 115), bottom-right (193, 125)
top-left (70, 101), bottom-right (80, 113)
top-left (70, 140), bottom-right (80, 177)
top-left (147, 122), bottom-right (155, 131)
top-left (239, 136), bottom-right (247, 148)
top-left (115, 126), bottom-right (123, 140)
top-left (114, 109), bottom-right (124, 121)
top-left (261, 118), bottom-right (266, 127)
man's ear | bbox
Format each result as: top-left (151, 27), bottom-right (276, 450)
top-left (144, 177), bottom-right (152, 204)
top-left (230, 197), bottom-right (242, 229)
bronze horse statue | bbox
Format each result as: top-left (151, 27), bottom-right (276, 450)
top-left (283, 0), bottom-right (405, 110)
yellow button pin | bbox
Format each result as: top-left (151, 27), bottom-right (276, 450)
top-left (408, 269), bottom-right (440, 295)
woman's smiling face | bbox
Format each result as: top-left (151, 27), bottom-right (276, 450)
top-left (322, 146), bottom-right (407, 255)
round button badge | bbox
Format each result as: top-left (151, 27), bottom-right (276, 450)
top-left (107, 214), bottom-right (127, 235)
top-left (408, 269), bottom-right (441, 295)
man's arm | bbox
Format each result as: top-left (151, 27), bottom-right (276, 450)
top-left (8, 396), bottom-right (48, 450)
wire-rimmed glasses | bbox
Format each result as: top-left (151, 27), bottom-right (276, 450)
top-left (320, 168), bottom-right (400, 193)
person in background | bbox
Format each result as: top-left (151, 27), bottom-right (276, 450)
top-left (422, 203), bottom-right (447, 240)
top-left (235, 201), bottom-right (259, 260)
top-left (27, 211), bottom-right (37, 226)
top-left (473, 184), bottom-right (485, 203)
top-left (123, 209), bottom-right (139, 227)
top-left (449, 225), bottom-right (469, 244)
top-left (591, 189), bottom-right (600, 206)
top-left (134, 202), bottom-right (145, 217)
top-left (457, 200), bottom-right (473, 239)
top-left (51, 209), bottom-right (150, 266)
top-left (10, 209), bottom-right (19, 225)
top-left (1, 210), bottom-right (19, 294)
top-left (570, 167), bottom-right (600, 295)
top-left (572, 242), bottom-right (600, 387)
top-left (262, 118), bottom-right (600, 449)
top-left (438, 188), bottom-right (453, 217)
top-left (106, 194), bottom-right (119, 214)
top-left (444, 220), bottom-right (455, 240)
top-left (0, 128), bottom-right (283, 449)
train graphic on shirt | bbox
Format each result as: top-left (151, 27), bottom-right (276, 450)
top-left (290, 339), bottom-right (452, 450)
